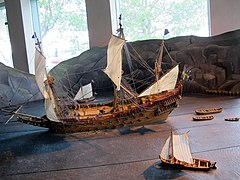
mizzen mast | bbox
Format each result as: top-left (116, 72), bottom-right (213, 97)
top-left (154, 29), bottom-right (169, 81)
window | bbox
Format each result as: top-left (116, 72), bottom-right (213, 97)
top-left (31, 0), bottom-right (89, 70)
top-left (0, 3), bottom-right (12, 67)
top-left (114, 0), bottom-right (209, 41)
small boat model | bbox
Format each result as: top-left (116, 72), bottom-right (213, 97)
top-left (73, 82), bottom-right (95, 103)
top-left (195, 108), bottom-right (223, 115)
top-left (225, 118), bottom-right (239, 121)
top-left (159, 131), bottom-right (217, 171)
top-left (192, 115), bottom-right (214, 121)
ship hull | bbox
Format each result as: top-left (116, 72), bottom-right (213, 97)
top-left (160, 157), bottom-right (216, 171)
top-left (16, 85), bottom-right (182, 133)
top-left (17, 97), bottom-right (178, 133)
top-left (46, 108), bottom-right (172, 133)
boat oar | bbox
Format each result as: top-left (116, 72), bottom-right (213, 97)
top-left (4, 105), bottom-right (23, 124)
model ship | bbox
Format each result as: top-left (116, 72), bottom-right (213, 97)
top-left (192, 115), bottom-right (214, 121)
top-left (195, 108), bottom-right (223, 115)
top-left (225, 118), bottom-right (239, 121)
top-left (159, 131), bottom-right (217, 171)
top-left (73, 82), bottom-right (95, 103)
top-left (1, 23), bottom-right (182, 133)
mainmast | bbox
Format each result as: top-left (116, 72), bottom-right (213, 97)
top-left (113, 14), bottom-right (124, 110)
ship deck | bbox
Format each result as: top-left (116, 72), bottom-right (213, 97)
top-left (1, 95), bottom-right (240, 180)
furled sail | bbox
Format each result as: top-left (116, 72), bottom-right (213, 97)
top-left (138, 65), bottom-right (179, 97)
top-left (34, 49), bottom-right (59, 122)
top-left (103, 35), bottom-right (125, 91)
top-left (160, 136), bottom-right (171, 160)
top-left (74, 82), bottom-right (93, 100)
top-left (172, 133), bottom-right (193, 164)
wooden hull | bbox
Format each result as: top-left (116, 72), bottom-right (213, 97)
top-left (225, 118), bottom-right (239, 121)
top-left (195, 108), bottom-right (223, 115)
top-left (192, 115), bottom-right (214, 121)
top-left (159, 156), bottom-right (216, 171)
top-left (17, 98), bottom-right (178, 133)
top-left (15, 85), bottom-right (182, 133)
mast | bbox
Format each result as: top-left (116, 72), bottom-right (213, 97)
top-left (113, 14), bottom-right (125, 110)
top-left (154, 40), bottom-right (164, 81)
top-left (154, 29), bottom-right (169, 82)
top-left (171, 129), bottom-right (174, 161)
top-left (138, 65), bottom-right (179, 97)
top-left (117, 14), bottom-right (125, 39)
top-left (33, 33), bottom-right (60, 122)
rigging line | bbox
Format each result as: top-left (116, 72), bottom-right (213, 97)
top-left (58, 67), bottom-right (104, 77)
top-left (70, 54), bottom-right (107, 90)
top-left (7, 78), bottom-right (23, 103)
top-left (5, 105), bottom-right (23, 124)
top-left (130, 51), bottom-right (153, 72)
top-left (163, 44), bottom-right (176, 64)
top-left (128, 43), bottom-right (155, 75)
top-left (130, 54), bottom-right (154, 75)
top-left (0, 88), bottom-right (43, 113)
top-left (7, 53), bottom-right (39, 106)
top-left (124, 44), bottom-right (137, 92)
top-left (27, 51), bottom-right (36, 73)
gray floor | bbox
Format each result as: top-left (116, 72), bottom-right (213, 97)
top-left (1, 95), bottom-right (240, 180)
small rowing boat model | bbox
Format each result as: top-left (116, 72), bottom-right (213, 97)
top-left (192, 115), bottom-right (214, 121)
top-left (225, 118), bottom-right (239, 121)
top-left (195, 108), bottom-right (223, 115)
top-left (159, 130), bottom-right (217, 171)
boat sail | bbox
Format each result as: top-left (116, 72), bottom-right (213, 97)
top-left (74, 82), bottom-right (95, 102)
top-left (1, 21), bottom-right (183, 133)
top-left (159, 131), bottom-right (216, 171)
top-left (138, 65), bottom-right (179, 97)
top-left (34, 48), bottom-right (59, 122)
top-left (103, 35), bottom-right (125, 91)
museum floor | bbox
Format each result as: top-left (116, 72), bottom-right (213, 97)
top-left (1, 95), bottom-right (240, 180)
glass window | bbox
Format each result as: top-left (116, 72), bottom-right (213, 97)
top-left (114, 0), bottom-right (209, 41)
top-left (0, 3), bottom-right (13, 67)
top-left (32, 0), bottom-right (89, 70)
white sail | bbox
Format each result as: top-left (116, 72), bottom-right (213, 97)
top-left (44, 88), bottom-right (58, 122)
top-left (103, 35), bottom-right (125, 91)
top-left (173, 133), bottom-right (193, 164)
top-left (138, 65), bottom-right (179, 97)
top-left (34, 49), bottom-right (49, 99)
top-left (74, 83), bottom-right (93, 100)
top-left (160, 136), bottom-right (171, 160)
top-left (34, 49), bottom-right (59, 122)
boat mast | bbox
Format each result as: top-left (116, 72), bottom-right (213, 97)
top-left (154, 29), bottom-right (169, 82)
top-left (117, 14), bottom-right (125, 39)
top-left (113, 14), bottom-right (124, 110)
top-left (154, 40), bottom-right (164, 82)
top-left (33, 33), bottom-right (61, 120)
top-left (170, 129), bottom-right (174, 162)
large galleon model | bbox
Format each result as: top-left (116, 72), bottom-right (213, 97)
top-left (1, 25), bottom-right (182, 133)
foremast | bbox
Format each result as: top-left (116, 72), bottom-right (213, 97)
top-left (33, 33), bottom-right (60, 122)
